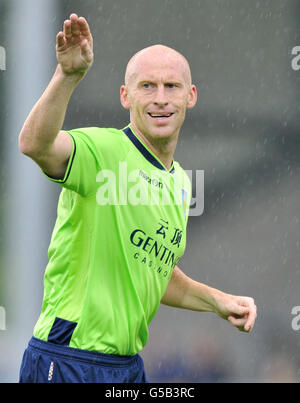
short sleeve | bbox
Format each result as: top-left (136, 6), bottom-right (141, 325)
top-left (42, 128), bottom-right (101, 197)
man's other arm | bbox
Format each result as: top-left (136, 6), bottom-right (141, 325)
top-left (161, 265), bottom-right (257, 333)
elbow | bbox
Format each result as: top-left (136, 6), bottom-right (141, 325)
top-left (18, 130), bottom-right (39, 158)
top-left (18, 133), bottom-right (32, 156)
top-left (18, 134), bottom-right (27, 155)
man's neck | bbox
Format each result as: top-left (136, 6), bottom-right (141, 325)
top-left (130, 123), bottom-right (178, 170)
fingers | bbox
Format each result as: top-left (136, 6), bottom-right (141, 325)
top-left (229, 297), bottom-right (257, 333)
top-left (56, 32), bottom-right (66, 49)
top-left (78, 17), bottom-right (92, 40)
top-left (244, 298), bottom-right (257, 332)
top-left (231, 304), bottom-right (249, 317)
top-left (64, 14), bottom-right (79, 44)
top-left (60, 14), bottom-right (92, 45)
top-left (63, 19), bottom-right (72, 41)
top-left (228, 315), bottom-right (247, 331)
top-left (70, 14), bottom-right (80, 37)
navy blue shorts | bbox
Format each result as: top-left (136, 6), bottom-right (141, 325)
top-left (19, 337), bottom-right (147, 383)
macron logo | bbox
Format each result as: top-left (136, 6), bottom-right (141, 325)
top-left (139, 169), bottom-right (163, 189)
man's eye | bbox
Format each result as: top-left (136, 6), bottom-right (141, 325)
top-left (143, 83), bottom-right (151, 89)
top-left (167, 84), bottom-right (176, 89)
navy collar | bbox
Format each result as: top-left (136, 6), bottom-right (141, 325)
top-left (123, 126), bottom-right (175, 174)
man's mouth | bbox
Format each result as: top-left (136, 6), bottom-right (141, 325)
top-left (148, 112), bottom-right (174, 119)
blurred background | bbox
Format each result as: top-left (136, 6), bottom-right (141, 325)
top-left (1, 0), bottom-right (300, 382)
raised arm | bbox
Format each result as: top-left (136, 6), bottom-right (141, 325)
top-left (18, 14), bottom-right (94, 179)
top-left (161, 265), bottom-right (257, 332)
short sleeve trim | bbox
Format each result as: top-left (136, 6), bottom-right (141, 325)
top-left (41, 132), bottom-right (76, 184)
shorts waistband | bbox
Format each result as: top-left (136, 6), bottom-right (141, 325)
top-left (28, 337), bottom-right (139, 367)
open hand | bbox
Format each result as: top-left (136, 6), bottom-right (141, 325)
top-left (56, 13), bottom-right (94, 76)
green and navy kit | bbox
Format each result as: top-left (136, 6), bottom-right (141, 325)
top-left (33, 124), bottom-right (191, 356)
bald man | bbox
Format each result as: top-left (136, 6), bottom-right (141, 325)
top-left (18, 14), bottom-right (257, 383)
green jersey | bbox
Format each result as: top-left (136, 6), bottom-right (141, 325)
top-left (33, 124), bottom-right (191, 356)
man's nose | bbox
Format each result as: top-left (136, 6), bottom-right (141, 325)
top-left (153, 85), bottom-right (168, 106)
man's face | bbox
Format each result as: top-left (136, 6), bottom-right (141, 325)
top-left (120, 47), bottom-right (197, 144)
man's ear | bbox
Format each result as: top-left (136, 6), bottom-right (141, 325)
top-left (120, 85), bottom-right (130, 109)
top-left (187, 84), bottom-right (197, 109)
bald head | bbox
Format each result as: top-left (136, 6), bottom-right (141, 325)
top-left (124, 44), bottom-right (192, 88)
top-left (120, 43), bottom-right (197, 153)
